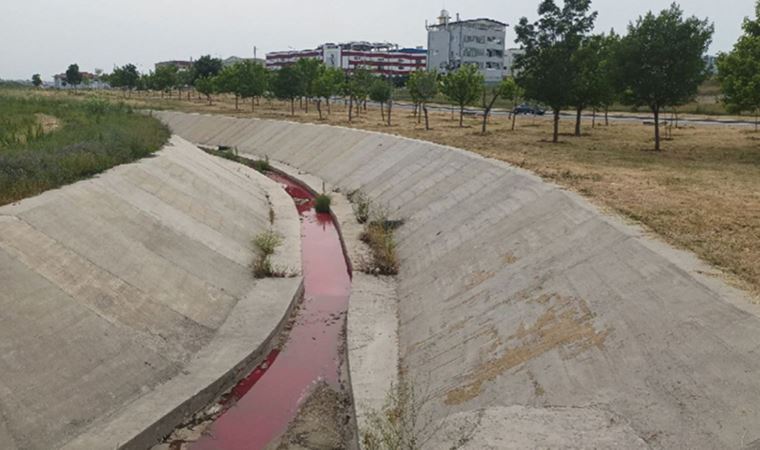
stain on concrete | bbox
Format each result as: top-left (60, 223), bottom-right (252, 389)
top-left (445, 293), bottom-right (610, 405)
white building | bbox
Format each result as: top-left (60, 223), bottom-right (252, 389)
top-left (266, 42), bottom-right (427, 78)
top-left (426, 10), bottom-right (508, 83)
top-left (503, 48), bottom-right (524, 77)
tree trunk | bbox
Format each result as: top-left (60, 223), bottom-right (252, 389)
top-left (574, 106), bottom-right (582, 137)
top-left (511, 110), bottom-right (517, 131)
top-left (291, 99), bottom-right (295, 116)
top-left (348, 96), bottom-right (354, 122)
top-left (482, 94), bottom-right (500, 134)
top-left (592, 108), bottom-right (596, 128)
top-left (305, 97), bottom-right (309, 114)
top-left (553, 109), bottom-right (560, 143)
top-left (380, 102), bottom-right (385, 122)
top-left (654, 105), bottom-right (661, 151)
top-left (423, 103), bottom-right (430, 130)
top-left (327, 98), bottom-right (331, 115)
top-left (387, 100), bottom-right (392, 126)
top-left (317, 99), bottom-right (323, 120)
top-left (459, 105), bottom-right (464, 127)
top-left (235, 95), bottom-right (239, 111)
top-left (605, 107), bottom-right (609, 126)
top-left (252, 97), bottom-right (255, 112)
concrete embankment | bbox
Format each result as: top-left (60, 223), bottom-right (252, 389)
top-left (158, 111), bottom-right (760, 449)
top-left (0, 136), bottom-right (302, 449)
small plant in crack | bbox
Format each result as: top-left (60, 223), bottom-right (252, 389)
top-left (252, 229), bottom-right (283, 278)
top-left (359, 207), bottom-right (402, 276)
top-left (251, 155), bottom-right (271, 173)
top-left (348, 189), bottom-right (371, 224)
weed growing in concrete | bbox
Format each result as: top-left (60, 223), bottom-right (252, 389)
top-left (252, 155), bottom-right (271, 173)
top-left (348, 189), bottom-right (371, 224)
top-left (252, 229), bottom-right (283, 278)
top-left (315, 193), bottom-right (332, 213)
top-left (360, 208), bottom-right (401, 276)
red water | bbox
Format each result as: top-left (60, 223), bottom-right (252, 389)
top-left (191, 173), bottom-right (352, 450)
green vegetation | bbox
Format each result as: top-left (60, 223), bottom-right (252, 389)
top-left (252, 229), bottom-right (283, 278)
top-left (359, 206), bottom-right (401, 276)
top-left (614, 4), bottom-right (714, 150)
top-left (348, 189), bottom-right (371, 224)
top-left (314, 193), bottom-right (331, 213)
top-left (362, 380), bottom-right (429, 450)
top-left (441, 63), bottom-right (483, 127)
top-left (718, 1), bottom-right (760, 129)
top-left (0, 93), bottom-right (169, 206)
top-left (407, 70), bottom-right (438, 130)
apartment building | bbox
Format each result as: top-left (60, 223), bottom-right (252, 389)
top-left (266, 42), bottom-right (426, 77)
top-left (426, 10), bottom-right (508, 82)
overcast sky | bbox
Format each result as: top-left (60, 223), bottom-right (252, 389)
top-left (1, 0), bottom-right (755, 80)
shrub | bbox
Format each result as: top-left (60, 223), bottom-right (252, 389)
top-left (252, 155), bottom-right (271, 173)
top-left (252, 229), bottom-right (283, 278)
top-left (314, 193), bottom-right (331, 213)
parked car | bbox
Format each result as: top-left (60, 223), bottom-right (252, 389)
top-left (512, 104), bottom-right (546, 115)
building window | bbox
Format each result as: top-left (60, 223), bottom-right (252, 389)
top-left (487, 49), bottom-right (504, 58)
top-left (487, 36), bottom-right (504, 46)
top-left (463, 47), bottom-right (485, 57)
top-left (464, 35), bottom-right (486, 44)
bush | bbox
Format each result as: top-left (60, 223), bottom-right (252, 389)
top-left (251, 155), bottom-right (271, 173)
top-left (252, 229), bottom-right (283, 278)
top-left (314, 193), bottom-right (331, 213)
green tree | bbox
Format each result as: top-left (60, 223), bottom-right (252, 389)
top-left (502, 77), bottom-right (524, 130)
top-left (109, 64), bottom-right (140, 96)
top-left (408, 70), bottom-right (439, 130)
top-left (238, 61), bottom-right (269, 111)
top-left (153, 64), bottom-right (178, 98)
top-left (441, 64), bottom-right (484, 127)
top-left (294, 58), bottom-right (323, 113)
top-left (569, 34), bottom-right (614, 135)
top-left (272, 66), bottom-right (303, 115)
top-left (515, 0), bottom-right (598, 143)
top-left (313, 67), bottom-right (344, 119)
top-left (31, 74), bottom-right (42, 88)
top-left (369, 78), bottom-right (393, 125)
top-left (718, 1), bottom-right (760, 131)
top-left (614, 4), bottom-right (713, 150)
top-left (192, 55), bottom-right (223, 83)
top-left (65, 64), bottom-right (82, 89)
top-left (481, 77), bottom-right (522, 133)
top-left (344, 68), bottom-right (374, 122)
top-left (176, 69), bottom-right (193, 100)
top-left (195, 76), bottom-right (216, 105)
top-left (215, 64), bottom-right (243, 109)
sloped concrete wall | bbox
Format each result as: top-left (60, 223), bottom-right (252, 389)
top-left (158, 112), bottom-right (760, 449)
top-left (0, 137), bottom-right (301, 450)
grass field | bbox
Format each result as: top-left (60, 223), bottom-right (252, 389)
top-left (12, 87), bottom-right (760, 300)
top-left (0, 91), bottom-right (169, 205)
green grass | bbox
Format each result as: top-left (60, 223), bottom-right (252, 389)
top-left (314, 193), bottom-right (331, 213)
top-left (0, 92), bottom-right (170, 205)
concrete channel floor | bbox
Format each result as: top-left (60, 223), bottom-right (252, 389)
top-left (0, 137), bottom-right (302, 450)
top-left (157, 111), bottom-right (760, 449)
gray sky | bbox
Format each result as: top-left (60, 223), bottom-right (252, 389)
top-left (1, 0), bottom-right (755, 80)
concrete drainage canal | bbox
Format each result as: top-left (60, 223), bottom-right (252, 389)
top-left (159, 169), bottom-right (355, 449)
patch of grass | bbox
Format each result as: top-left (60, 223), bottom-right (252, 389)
top-left (360, 209), bottom-right (401, 276)
top-left (314, 193), bottom-right (331, 213)
top-left (348, 189), bottom-right (371, 224)
top-left (252, 229), bottom-right (283, 278)
top-left (0, 92), bottom-right (169, 206)
top-left (252, 155), bottom-right (271, 173)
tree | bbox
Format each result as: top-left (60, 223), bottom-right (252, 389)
top-left (31, 74), bottom-right (42, 88)
top-left (569, 34), bottom-right (611, 135)
top-left (238, 61), bottom-right (269, 111)
top-left (369, 78), bottom-right (393, 125)
top-left (153, 64), bottom-right (178, 97)
top-left (515, 0), bottom-right (598, 143)
top-left (294, 58), bottom-right (323, 113)
top-left (215, 64), bottom-right (242, 109)
top-left (195, 76), bottom-right (215, 105)
top-left (313, 67), bottom-right (343, 119)
top-left (441, 64), bottom-right (484, 127)
top-left (718, 1), bottom-right (760, 131)
top-left (192, 55), bottom-right (223, 83)
top-left (65, 64), bottom-right (82, 89)
top-left (408, 70), bottom-right (439, 130)
top-left (502, 77), bottom-right (524, 130)
top-left (481, 77), bottom-right (522, 133)
top-left (176, 69), bottom-right (194, 100)
top-left (272, 66), bottom-right (303, 115)
top-left (614, 4), bottom-right (713, 150)
top-left (109, 64), bottom-right (140, 96)
top-left (344, 68), bottom-right (374, 122)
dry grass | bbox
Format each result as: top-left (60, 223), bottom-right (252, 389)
top-left (80, 90), bottom-right (760, 298)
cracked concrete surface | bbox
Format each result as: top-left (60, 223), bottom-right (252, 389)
top-left (158, 112), bottom-right (760, 449)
